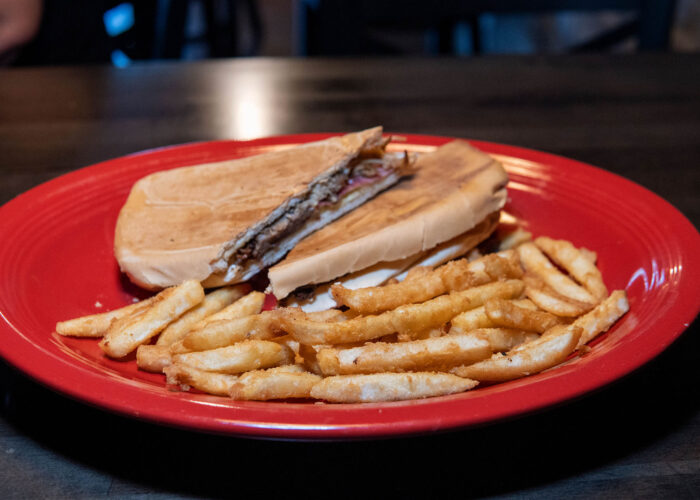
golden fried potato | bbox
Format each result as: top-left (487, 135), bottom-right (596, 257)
top-left (331, 252), bottom-right (523, 315)
top-left (523, 274), bottom-right (594, 317)
top-left (402, 265), bottom-right (433, 282)
top-left (282, 280), bottom-right (525, 345)
top-left (466, 328), bottom-right (540, 352)
top-left (181, 310), bottom-right (285, 352)
top-left (99, 280), bottom-right (204, 358)
top-left (397, 326), bottom-right (446, 342)
top-left (306, 308), bottom-right (355, 322)
top-left (534, 237), bottom-right (608, 302)
top-left (497, 227), bottom-right (532, 251)
top-left (229, 365), bottom-right (321, 400)
top-left (56, 295), bottom-right (157, 338)
top-left (156, 285), bottom-right (249, 346)
top-left (450, 305), bottom-right (494, 332)
top-left (484, 298), bottom-right (563, 333)
top-left (451, 324), bottom-right (582, 382)
top-left (298, 343), bottom-right (323, 375)
top-left (136, 344), bottom-right (172, 373)
top-left (191, 290), bottom-right (266, 330)
top-left (164, 363), bottom-right (239, 396)
top-left (580, 247), bottom-right (597, 263)
top-left (451, 299), bottom-right (537, 332)
top-left (174, 339), bottom-right (294, 374)
top-left (316, 332), bottom-right (492, 375)
top-left (310, 372), bottom-right (479, 403)
top-left (574, 290), bottom-right (629, 347)
top-left (168, 339), bottom-right (190, 355)
top-left (518, 242), bottom-right (596, 304)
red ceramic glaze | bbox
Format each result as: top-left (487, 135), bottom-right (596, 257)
top-left (0, 133), bottom-right (698, 439)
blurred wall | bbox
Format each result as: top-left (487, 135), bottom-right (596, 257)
top-left (4, 0), bottom-right (700, 66)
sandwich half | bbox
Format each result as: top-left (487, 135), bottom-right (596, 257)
top-left (268, 140), bottom-right (508, 310)
top-left (115, 127), bottom-right (415, 290)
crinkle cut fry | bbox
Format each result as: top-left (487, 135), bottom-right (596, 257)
top-left (310, 372), bottom-right (479, 403)
top-left (174, 339), bottom-right (295, 374)
top-left (316, 332), bottom-right (492, 375)
top-left (229, 365), bottom-right (322, 400)
top-left (136, 344), bottom-right (172, 373)
top-left (523, 274), bottom-right (594, 317)
top-left (282, 279), bottom-right (525, 345)
top-left (450, 299), bottom-right (536, 332)
top-left (465, 328), bottom-right (540, 352)
top-left (573, 290), bottom-right (629, 347)
top-left (451, 323), bottom-right (582, 382)
top-left (156, 285), bottom-right (249, 346)
top-left (99, 280), bottom-right (205, 358)
top-left (56, 295), bottom-right (157, 338)
top-left (190, 290), bottom-right (266, 331)
top-left (182, 309), bottom-right (284, 351)
top-left (517, 242), bottom-right (596, 305)
top-left (484, 297), bottom-right (563, 333)
top-left (164, 363), bottom-right (239, 396)
top-left (331, 251), bottom-right (523, 314)
top-left (535, 236), bottom-right (608, 302)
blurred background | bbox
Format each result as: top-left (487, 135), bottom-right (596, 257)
top-left (1, 0), bottom-right (698, 66)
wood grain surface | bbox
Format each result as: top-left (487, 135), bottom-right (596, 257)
top-left (0, 55), bottom-right (698, 498)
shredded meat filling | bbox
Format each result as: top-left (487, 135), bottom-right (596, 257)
top-left (232, 154), bottom-right (393, 265)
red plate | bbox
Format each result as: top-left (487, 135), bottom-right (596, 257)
top-left (0, 134), bottom-right (698, 439)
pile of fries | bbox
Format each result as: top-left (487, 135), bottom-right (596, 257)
top-left (56, 235), bottom-right (629, 403)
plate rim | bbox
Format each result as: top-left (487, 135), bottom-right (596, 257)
top-left (0, 132), bottom-right (698, 439)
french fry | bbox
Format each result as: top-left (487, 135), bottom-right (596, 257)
top-left (467, 328), bottom-right (540, 352)
top-left (306, 308), bottom-right (354, 322)
top-left (156, 285), bottom-right (249, 346)
top-left (164, 363), bottom-right (239, 396)
top-left (136, 344), bottom-right (172, 372)
top-left (484, 298), bottom-right (563, 333)
top-left (168, 339), bottom-right (190, 355)
top-left (173, 339), bottom-right (294, 374)
top-left (469, 250), bottom-right (524, 282)
top-left (451, 299), bottom-right (537, 332)
top-left (61, 229), bottom-right (630, 405)
top-left (397, 327), bottom-right (445, 342)
top-left (574, 290), bottom-right (629, 347)
top-left (190, 290), bottom-right (266, 330)
top-left (182, 310), bottom-right (284, 352)
top-left (450, 306), bottom-right (493, 332)
top-left (402, 265), bottom-right (433, 282)
top-left (451, 324), bottom-right (582, 382)
top-left (56, 296), bottom-right (157, 338)
top-left (517, 242), bottom-right (596, 304)
top-left (310, 372), bottom-right (479, 403)
top-left (331, 252), bottom-right (523, 315)
top-left (535, 237), bottom-right (608, 302)
top-left (298, 343), bottom-right (324, 375)
top-left (282, 280), bottom-right (525, 345)
top-left (316, 332), bottom-right (492, 375)
top-left (229, 365), bottom-right (322, 400)
top-left (272, 334), bottom-right (300, 359)
top-left (523, 274), bottom-right (594, 317)
top-left (300, 339), bottom-right (371, 374)
top-left (99, 280), bottom-right (205, 358)
top-left (580, 248), bottom-right (597, 263)
top-left (498, 227), bottom-right (532, 251)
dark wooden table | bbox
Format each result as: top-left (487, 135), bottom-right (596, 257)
top-left (0, 55), bottom-right (698, 498)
